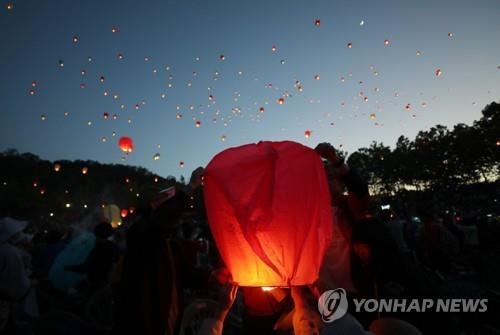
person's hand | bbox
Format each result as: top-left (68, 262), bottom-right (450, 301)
top-left (214, 282), bottom-right (238, 321)
top-left (314, 143), bottom-right (339, 163)
top-left (291, 287), bottom-right (322, 335)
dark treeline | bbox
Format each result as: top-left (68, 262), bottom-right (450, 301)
top-left (0, 151), bottom-right (182, 227)
top-left (346, 101), bottom-right (500, 217)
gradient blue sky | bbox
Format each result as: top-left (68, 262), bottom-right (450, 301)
top-left (1, 0), bottom-right (499, 179)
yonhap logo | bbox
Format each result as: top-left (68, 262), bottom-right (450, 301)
top-left (317, 288), bottom-right (488, 321)
top-left (317, 288), bottom-right (349, 323)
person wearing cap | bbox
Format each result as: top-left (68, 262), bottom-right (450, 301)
top-left (0, 217), bottom-right (38, 333)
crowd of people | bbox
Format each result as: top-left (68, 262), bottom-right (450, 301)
top-left (0, 142), bottom-right (496, 335)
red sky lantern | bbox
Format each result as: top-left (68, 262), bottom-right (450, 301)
top-left (120, 208), bottom-right (128, 218)
top-left (203, 140), bottom-right (333, 287)
top-left (118, 136), bottom-right (134, 153)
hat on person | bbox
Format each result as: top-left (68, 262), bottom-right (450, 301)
top-left (0, 217), bottom-right (28, 244)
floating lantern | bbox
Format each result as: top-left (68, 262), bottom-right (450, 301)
top-left (120, 208), bottom-right (128, 218)
top-left (118, 136), bottom-right (134, 153)
top-left (102, 204), bottom-right (122, 228)
top-left (204, 141), bottom-right (333, 287)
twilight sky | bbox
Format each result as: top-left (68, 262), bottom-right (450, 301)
top-left (1, 0), bottom-right (500, 179)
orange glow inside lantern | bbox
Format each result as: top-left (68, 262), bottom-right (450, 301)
top-left (204, 141), bottom-right (333, 287)
top-left (118, 136), bottom-right (134, 153)
top-left (120, 208), bottom-right (128, 218)
top-left (102, 204), bottom-right (122, 228)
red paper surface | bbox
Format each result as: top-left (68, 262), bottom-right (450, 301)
top-left (204, 141), bottom-right (333, 286)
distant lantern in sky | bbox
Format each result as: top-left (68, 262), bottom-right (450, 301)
top-left (314, 19), bottom-right (321, 26)
top-left (221, 135), bottom-right (227, 142)
top-left (435, 68), bottom-right (442, 76)
top-left (72, 35), bottom-right (79, 43)
top-left (6, 3), bottom-right (14, 10)
top-left (314, 74), bottom-right (320, 80)
top-left (54, 163), bottom-right (61, 172)
top-left (370, 113), bottom-right (376, 120)
top-left (111, 26), bottom-right (118, 33)
top-left (103, 112), bottom-right (109, 119)
top-left (82, 167), bottom-right (88, 175)
top-left (153, 153), bottom-right (160, 160)
top-left (277, 97), bottom-right (285, 105)
top-left (259, 107), bottom-right (265, 113)
top-left (219, 54), bottom-right (225, 61)
top-left (179, 161), bottom-right (185, 168)
top-left (271, 45), bottom-right (277, 52)
top-left (58, 60), bottom-right (64, 67)
top-left (195, 120), bottom-right (201, 128)
top-left (347, 42), bottom-right (353, 49)
top-left (120, 208), bottom-right (128, 218)
top-left (117, 53), bottom-right (124, 60)
top-left (40, 114), bottom-right (46, 121)
top-left (416, 51), bottom-right (422, 56)
top-left (118, 136), bottom-right (134, 153)
top-left (384, 39), bottom-right (390, 46)
top-left (304, 130), bottom-right (312, 138)
top-left (448, 32), bottom-right (453, 38)
top-left (99, 76), bottom-right (105, 83)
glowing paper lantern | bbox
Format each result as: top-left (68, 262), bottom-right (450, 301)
top-left (203, 140), bottom-right (333, 287)
top-left (118, 136), bottom-right (134, 153)
top-left (120, 208), bottom-right (128, 218)
top-left (102, 204), bottom-right (121, 228)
